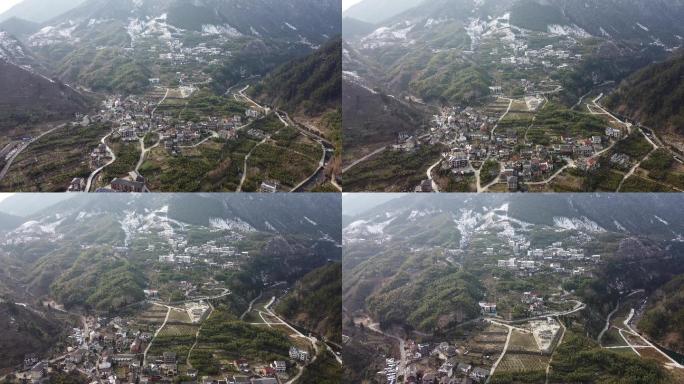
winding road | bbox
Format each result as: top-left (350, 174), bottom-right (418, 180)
top-left (0, 123), bottom-right (67, 182)
top-left (85, 129), bottom-right (116, 192)
top-left (342, 146), bottom-right (387, 174)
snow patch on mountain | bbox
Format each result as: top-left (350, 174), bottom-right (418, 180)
top-left (636, 22), bottom-right (649, 32)
top-left (209, 217), bottom-right (255, 233)
top-left (361, 21), bottom-right (415, 49)
top-left (0, 32), bottom-right (29, 64)
top-left (453, 209), bottom-right (479, 249)
top-left (14, 218), bottom-right (65, 235)
top-left (201, 24), bottom-right (241, 37)
top-left (120, 206), bottom-right (187, 246)
top-left (29, 22), bottom-right (80, 47)
top-left (343, 218), bottom-right (396, 243)
top-left (304, 216), bottom-right (318, 226)
top-left (284, 22), bottom-right (297, 31)
top-left (553, 216), bottom-right (605, 233)
top-left (408, 209), bottom-right (441, 221)
top-left (613, 220), bottom-right (627, 232)
top-left (126, 14), bottom-right (182, 46)
top-left (343, 71), bottom-right (378, 95)
top-left (654, 216), bottom-right (669, 225)
top-left (547, 24), bottom-right (591, 38)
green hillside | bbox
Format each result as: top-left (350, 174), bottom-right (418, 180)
top-left (367, 267), bottom-right (483, 332)
top-left (639, 274), bottom-right (684, 354)
top-left (605, 54), bottom-right (684, 136)
top-left (251, 37), bottom-right (341, 116)
top-left (276, 262), bottom-right (342, 343)
top-left (50, 247), bottom-right (146, 312)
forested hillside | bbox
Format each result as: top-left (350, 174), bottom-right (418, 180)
top-left (605, 54), bottom-right (684, 136)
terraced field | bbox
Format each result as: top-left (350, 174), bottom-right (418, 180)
top-left (497, 353), bottom-right (550, 373)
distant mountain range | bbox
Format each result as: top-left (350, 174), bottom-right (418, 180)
top-left (345, 193), bottom-right (684, 238)
top-left (0, 0), bottom-right (86, 23)
top-left (0, 193), bottom-right (342, 242)
top-left (343, 0), bottom-right (424, 24)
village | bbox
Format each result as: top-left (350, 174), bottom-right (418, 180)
top-left (373, 18), bottom-right (636, 193)
top-left (65, 88), bottom-right (265, 193)
top-left (8, 244), bottom-right (318, 384)
top-left (407, 87), bottom-right (626, 193)
top-left (359, 235), bottom-right (604, 384)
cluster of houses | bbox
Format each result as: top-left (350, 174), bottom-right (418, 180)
top-left (14, 306), bottom-right (296, 384)
top-left (155, 38), bottom-right (230, 66)
top-left (393, 341), bottom-right (492, 384)
top-left (409, 72), bottom-right (628, 192)
top-left (499, 42), bottom-right (583, 71)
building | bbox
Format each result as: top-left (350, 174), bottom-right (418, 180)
top-left (163, 352), bottom-right (177, 364)
top-left (470, 367), bottom-right (490, 382)
top-left (507, 176), bottom-right (518, 191)
top-left (111, 178), bottom-right (146, 193)
top-left (260, 180), bottom-right (279, 193)
top-left (289, 346), bottom-right (309, 362)
top-left (271, 360), bottom-right (286, 373)
top-left (479, 302), bottom-right (497, 316)
top-left (415, 179), bottom-right (433, 193)
top-left (67, 177), bottom-right (86, 192)
top-left (251, 379), bottom-right (277, 384)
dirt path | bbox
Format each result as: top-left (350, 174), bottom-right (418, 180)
top-left (342, 146), bottom-right (387, 174)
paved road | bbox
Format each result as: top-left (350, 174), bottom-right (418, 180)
top-left (0, 123), bottom-right (66, 181)
top-left (426, 159), bottom-right (442, 192)
top-left (85, 130), bottom-right (116, 192)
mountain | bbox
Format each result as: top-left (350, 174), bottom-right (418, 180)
top-left (342, 17), bottom-right (376, 40)
top-left (342, 76), bottom-right (432, 162)
top-left (343, 0), bottom-right (424, 24)
top-left (0, 301), bottom-right (66, 370)
top-left (21, 193), bottom-right (342, 242)
top-left (538, 0), bottom-right (684, 46)
top-left (0, 194), bottom-right (75, 217)
top-left (0, 0), bottom-right (86, 23)
top-left (48, 0), bottom-right (339, 43)
top-left (276, 262), bottom-right (342, 343)
top-left (0, 59), bottom-right (89, 129)
top-left (0, 31), bottom-right (37, 66)
top-left (605, 54), bottom-right (684, 137)
top-left (17, 0), bottom-right (340, 94)
top-left (251, 37), bottom-right (342, 116)
top-left (346, 194), bottom-right (684, 238)
top-left (0, 17), bottom-right (39, 37)
top-left (0, 194), bottom-right (341, 313)
top-left (343, 194), bottom-right (684, 332)
top-left (344, 0), bottom-right (684, 105)
top-left (0, 212), bottom-right (24, 231)
top-left (638, 274), bottom-right (684, 354)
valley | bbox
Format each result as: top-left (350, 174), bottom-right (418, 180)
top-left (342, 0), bottom-right (684, 193)
top-left (0, 193), bottom-right (342, 384)
top-left (0, 0), bottom-right (341, 192)
top-left (342, 194), bottom-right (684, 383)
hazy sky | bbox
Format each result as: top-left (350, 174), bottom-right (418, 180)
top-left (0, 0), bottom-right (23, 14)
top-left (343, 0), bottom-right (364, 11)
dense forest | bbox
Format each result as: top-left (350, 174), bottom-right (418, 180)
top-left (251, 38), bottom-right (342, 116)
top-left (639, 274), bottom-right (684, 354)
top-left (605, 54), bottom-right (684, 135)
top-left (277, 262), bottom-right (342, 343)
